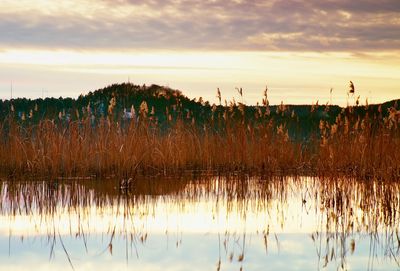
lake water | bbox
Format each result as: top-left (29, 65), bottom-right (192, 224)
top-left (0, 176), bottom-right (399, 271)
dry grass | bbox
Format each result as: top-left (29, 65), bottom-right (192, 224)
top-left (0, 90), bottom-right (399, 180)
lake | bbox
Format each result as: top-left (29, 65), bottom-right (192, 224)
top-left (0, 176), bottom-right (399, 271)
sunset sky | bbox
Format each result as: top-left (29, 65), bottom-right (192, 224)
top-left (0, 0), bottom-right (399, 105)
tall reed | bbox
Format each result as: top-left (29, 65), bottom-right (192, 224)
top-left (0, 89), bottom-right (399, 180)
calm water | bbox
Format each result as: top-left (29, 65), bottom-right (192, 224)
top-left (0, 176), bottom-right (399, 271)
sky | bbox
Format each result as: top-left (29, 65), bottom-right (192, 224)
top-left (0, 0), bottom-right (399, 105)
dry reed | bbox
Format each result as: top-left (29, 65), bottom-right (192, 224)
top-left (0, 88), bottom-right (399, 180)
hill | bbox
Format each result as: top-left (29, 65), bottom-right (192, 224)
top-left (0, 83), bottom-right (399, 139)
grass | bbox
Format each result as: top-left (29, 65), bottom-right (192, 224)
top-left (0, 86), bottom-right (399, 180)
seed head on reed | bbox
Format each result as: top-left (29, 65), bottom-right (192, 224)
top-left (388, 107), bottom-right (400, 124)
top-left (256, 104), bottom-right (262, 118)
top-left (87, 102), bottom-right (91, 115)
top-left (356, 96), bottom-right (360, 106)
top-left (265, 107), bottom-right (270, 116)
top-left (262, 86), bottom-right (270, 115)
top-left (331, 124), bottom-right (338, 135)
top-left (216, 88), bottom-right (221, 105)
top-left (354, 117), bottom-right (360, 130)
top-left (140, 101), bottom-right (148, 115)
top-left (319, 120), bottom-right (325, 131)
top-left (335, 114), bottom-right (342, 126)
top-left (311, 101), bottom-right (318, 113)
top-left (229, 99), bottom-right (236, 112)
top-left (247, 123), bottom-right (252, 132)
top-left (236, 87), bottom-right (243, 97)
top-left (277, 124), bottom-right (289, 142)
top-left (211, 104), bottom-right (217, 113)
top-left (165, 106), bottom-right (169, 117)
top-left (238, 102), bottom-right (246, 116)
top-left (264, 85), bottom-right (268, 101)
top-left (277, 101), bottom-right (286, 115)
top-left (344, 116), bottom-right (349, 134)
top-left (223, 111), bottom-right (228, 121)
top-left (360, 118), bottom-right (367, 131)
top-left (108, 97), bottom-right (116, 114)
top-left (349, 81), bottom-right (355, 95)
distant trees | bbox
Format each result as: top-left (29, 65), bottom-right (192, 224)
top-left (0, 82), bottom-right (398, 140)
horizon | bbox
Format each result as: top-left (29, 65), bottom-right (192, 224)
top-left (1, 81), bottom-right (399, 108)
top-left (0, 1), bottom-right (399, 106)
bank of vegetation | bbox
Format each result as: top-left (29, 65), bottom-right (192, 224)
top-left (0, 83), bottom-right (399, 180)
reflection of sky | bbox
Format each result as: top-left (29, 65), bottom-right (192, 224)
top-left (0, 197), bottom-right (319, 236)
top-left (0, 177), bottom-right (399, 270)
top-left (0, 233), bottom-right (398, 271)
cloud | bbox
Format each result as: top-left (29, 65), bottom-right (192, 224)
top-left (0, 0), bottom-right (399, 51)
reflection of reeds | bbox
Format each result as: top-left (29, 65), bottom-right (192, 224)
top-left (1, 176), bottom-right (400, 270)
top-left (2, 176), bottom-right (399, 231)
top-left (310, 177), bottom-right (400, 269)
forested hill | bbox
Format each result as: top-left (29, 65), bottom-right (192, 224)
top-left (0, 83), bottom-right (203, 122)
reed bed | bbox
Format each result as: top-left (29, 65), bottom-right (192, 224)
top-left (0, 88), bottom-right (399, 180)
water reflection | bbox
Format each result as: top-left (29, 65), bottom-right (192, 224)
top-left (0, 176), bottom-right (399, 270)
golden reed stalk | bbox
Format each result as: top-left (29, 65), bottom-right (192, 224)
top-left (1, 89), bottom-right (399, 180)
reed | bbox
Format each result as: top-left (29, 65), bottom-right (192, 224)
top-left (0, 87), bottom-right (399, 180)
